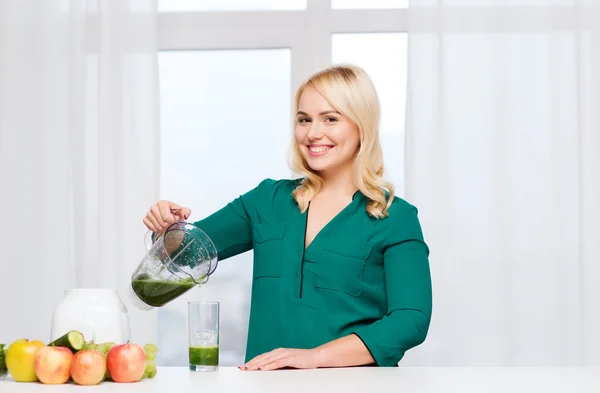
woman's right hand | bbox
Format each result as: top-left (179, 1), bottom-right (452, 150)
top-left (143, 200), bottom-right (192, 234)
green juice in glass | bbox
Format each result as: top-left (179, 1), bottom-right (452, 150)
top-left (189, 346), bottom-right (219, 368)
top-left (188, 301), bottom-right (220, 371)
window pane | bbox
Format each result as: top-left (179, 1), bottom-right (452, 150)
top-left (159, 0), bottom-right (306, 12)
top-left (332, 33), bottom-right (407, 196)
top-left (416, 0), bottom-right (574, 4)
top-left (158, 49), bottom-right (292, 367)
top-left (438, 0), bottom-right (574, 4)
top-left (332, 0), bottom-right (408, 9)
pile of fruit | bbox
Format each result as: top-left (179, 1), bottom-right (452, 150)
top-left (0, 330), bottom-right (158, 385)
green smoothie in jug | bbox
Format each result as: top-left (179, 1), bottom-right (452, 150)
top-left (132, 276), bottom-right (197, 307)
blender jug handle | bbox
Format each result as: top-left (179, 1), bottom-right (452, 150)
top-left (144, 231), bottom-right (155, 251)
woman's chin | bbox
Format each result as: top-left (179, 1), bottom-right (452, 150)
top-left (302, 154), bottom-right (350, 174)
top-left (304, 160), bottom-right (331, 173)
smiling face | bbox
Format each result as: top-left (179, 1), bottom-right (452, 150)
top-left (294, 86), bottom-right (361, 176)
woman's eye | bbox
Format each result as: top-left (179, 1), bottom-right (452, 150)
top-left (298, 118), bottom-right (311, 123)
top-left (324, 117), bottom-right (338, 123)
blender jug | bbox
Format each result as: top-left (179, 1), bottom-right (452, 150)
top-left (127, 221), bottom-right (218, 311)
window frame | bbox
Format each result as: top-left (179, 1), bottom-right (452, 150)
top-left (157, 0), bottom-right (409, 98)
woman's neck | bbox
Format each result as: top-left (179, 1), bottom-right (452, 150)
top-left (318, 165), bottom-right (358, 199)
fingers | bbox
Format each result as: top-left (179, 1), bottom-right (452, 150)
top-left (260, 357), bottom-right (289, 371)
top-left (157, 201), bottom-right (177, 224)
top-left (164, 202), bottom-right (191, 221)
top-left (242, 348), bottom-right (287, 371)
top-left (240, 352), bottom-right (270, 370)
top-left (143, 216), bottom-right (158, 233)
top-left (252, 352), bottom-right (290, 371)
top-left (143, 200), bottom-right (191, 233)
top-left (146, 208), bottom-right (163, 232)
top-left (239, 348), bottom-right (318, 371)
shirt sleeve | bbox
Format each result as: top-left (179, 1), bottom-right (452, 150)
top-left (191, 178), bottom-right (276, 261)
top-left (351, 205), bottom-right (433, 367)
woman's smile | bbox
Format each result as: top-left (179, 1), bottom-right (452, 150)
top-left (307, 144), bottom-right (335, 156)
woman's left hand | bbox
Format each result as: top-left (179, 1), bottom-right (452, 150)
top-left (240, 348), bottom-right (322, 371)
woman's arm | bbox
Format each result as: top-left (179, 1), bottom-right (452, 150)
top-left (241, 334), bottom-right (373, 371)
top-left (192, 179), bottom-right (276, 261)
top-left (349, 205), bottom-right (432, 367)
top-left (145, 179), bottom-right (275, 259)
top-left (313, 334), bottom-right (375, 367)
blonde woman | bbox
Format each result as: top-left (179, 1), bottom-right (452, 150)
top-left (144, 65), bottom-right (432, 370)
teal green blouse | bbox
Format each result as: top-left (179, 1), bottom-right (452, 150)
top-left (192, 178), bottom-right (432, 367)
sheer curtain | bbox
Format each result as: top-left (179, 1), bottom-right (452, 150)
top-left (404, 0), bottom-right (600, 366)
top-left (0, 0), bottom-right (159, 345)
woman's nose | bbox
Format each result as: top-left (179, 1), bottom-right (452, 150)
top-left (306, 123), bottom-right (324, 140)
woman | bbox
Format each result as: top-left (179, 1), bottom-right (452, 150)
top-left (144, 65), bottom-right (432, 370)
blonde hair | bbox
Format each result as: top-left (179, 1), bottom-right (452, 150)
top-left (290, 64), bottom-right (395, 219)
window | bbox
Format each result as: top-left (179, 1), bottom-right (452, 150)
top-left (332, 33), bottom-right (408, 196)
top-left (332, 0), bottom-right (408, 9)
top-left (159, 0), bottom-right (306, 12)
top-left (159, 49), bottom-right (292, 208)
top-left (157, 0), bottom-right (409, 367)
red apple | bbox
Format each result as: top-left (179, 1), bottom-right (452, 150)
top-left (34, 346), bottom-right (73, 384)
top-left (106, 343), bottom-right (146, 383)
top-left (70, 350), bottom-right (106, 386)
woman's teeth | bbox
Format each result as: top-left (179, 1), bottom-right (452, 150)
top-left (309, 145), bottom-right (332, 153)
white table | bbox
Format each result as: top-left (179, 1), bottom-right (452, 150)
top-left (1, 366), bottom-right (599, 392)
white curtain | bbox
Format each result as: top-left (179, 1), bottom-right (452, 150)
top-left (405, 0), bottom-right (600, 366)
top-left (0, 0), bottom-right (159, 346)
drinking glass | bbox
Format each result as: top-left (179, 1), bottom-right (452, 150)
top-left (188, 301), bottom-right (219, 371)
